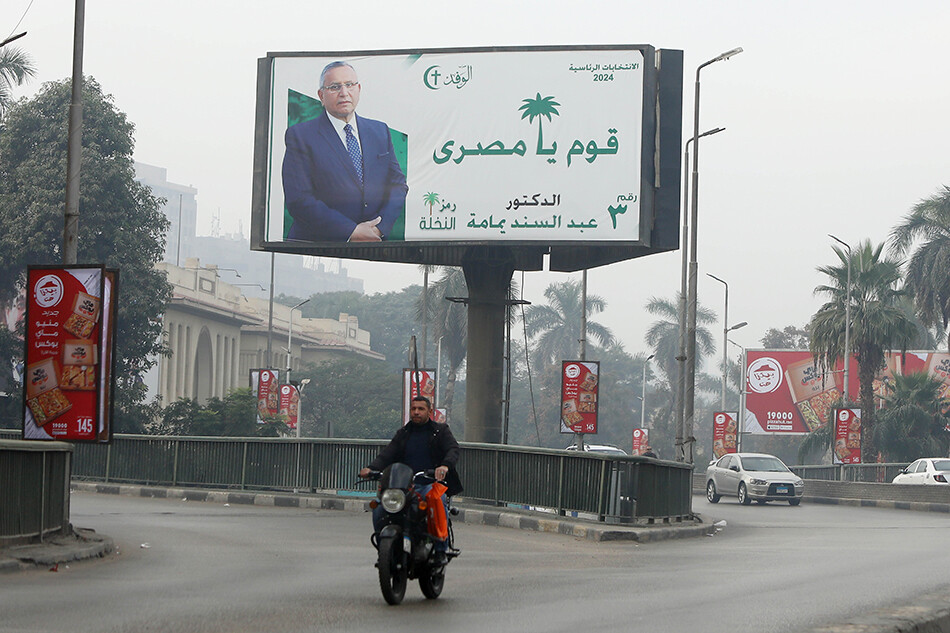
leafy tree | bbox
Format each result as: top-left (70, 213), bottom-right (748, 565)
top-left (296, 356), bottom-right (402, 439)
top-left (150, 389), bottom-right (287, 437)
top-left (873, 372), bottom-right (950, 462)
top-left (524, 279), bottom-right (613, 370)
top-left (0, 45), bottom-right (35, 115)
top-left (809, 240), bottom-right (917, 457)
top-left (0, 77), bottom-right (171, 432)
top-left (644, 293), bottom-right (716, 404)
top-left (760, 325), bottom-right (811, 350)
top-left (889, 186), bottom-right (950, 348)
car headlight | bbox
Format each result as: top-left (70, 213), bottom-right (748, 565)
top-left (794, 479), bottom-right (804, 487)
top-left (381, 489), bottom-right (406, 513)
top-left (750, 478), bottom-right (768, 485)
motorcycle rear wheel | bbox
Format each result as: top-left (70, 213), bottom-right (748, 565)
top-left (377, 535), bottom-right (408, 605)
top-left (419, 563), bottom-right (444, 599)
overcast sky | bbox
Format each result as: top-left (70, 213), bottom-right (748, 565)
top-left (4, 0), bottom-right (948, 363)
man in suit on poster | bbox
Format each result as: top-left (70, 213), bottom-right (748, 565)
top-left (282, 61), bottom-right (408, 242)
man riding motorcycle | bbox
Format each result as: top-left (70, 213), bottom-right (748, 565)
top-left (359, 395), bottom-right (463, 565)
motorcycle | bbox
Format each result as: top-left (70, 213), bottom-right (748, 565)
top-left (361, 463), bottom-right (459, 605)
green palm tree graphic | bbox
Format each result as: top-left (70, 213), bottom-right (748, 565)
top-left (423, 192), bottom-right (440, 216)
top-left (519, 93), bottom-right (561, 156)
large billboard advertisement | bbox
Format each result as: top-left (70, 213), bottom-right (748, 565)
top-left (251, 45), bottom-right (684, 270)
top-left (22, 266), bottom-right (117, 443)
top-left (743, 349), bottom-right (935, 435)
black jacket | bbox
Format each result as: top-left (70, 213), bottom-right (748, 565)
top-left (368, 419), bottom-right (463, 496)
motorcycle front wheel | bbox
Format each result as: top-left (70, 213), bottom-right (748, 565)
top-left (377, 535), bottom-right (408, 605)
top-left (419, 563), bottom-right (444, 599)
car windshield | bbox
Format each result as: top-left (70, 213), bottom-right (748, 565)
top-left (741, 456), bottom-right (789, 472)
top-left (933, 460), bottom-right (950, 471)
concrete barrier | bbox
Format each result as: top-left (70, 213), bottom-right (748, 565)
top-left (0, 440), bottom-right (74, 546)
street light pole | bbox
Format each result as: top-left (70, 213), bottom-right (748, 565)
top-left (677, 126), bottom-right (725, 462)
top-left (707, 273), bottom-right (748, 411)
top-left (685, 46), bottom-right (743, 464)
top-left (642, 354), bottom-right (655, 429)
top-left (829, 235), bottom-right (852, 404)
top-left (286, 298), bottom-right (310, 386)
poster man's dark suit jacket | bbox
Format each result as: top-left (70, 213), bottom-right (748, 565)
top-left (282, 113), bottom-right (408, 242)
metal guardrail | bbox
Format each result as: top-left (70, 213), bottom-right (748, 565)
top-left (0, 438), bottom-right (73, 544)
top-left (791, 463), bottom-right (908, 483)
top-left (0, 430), bottom-right (693, 524)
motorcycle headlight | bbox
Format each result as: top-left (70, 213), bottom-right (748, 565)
top-left (381, 489), bottom-right (406, 513)
top-left (750, 478), bottom-right (768, 486)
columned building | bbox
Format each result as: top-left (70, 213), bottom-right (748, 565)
top-left (146, 260), bottom-right (383, 406)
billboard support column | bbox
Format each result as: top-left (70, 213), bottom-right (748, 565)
top-left (463, 248), bottom-right (514, 444)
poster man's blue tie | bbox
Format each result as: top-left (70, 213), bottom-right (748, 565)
top-left (344, 124), bottom-right (363, 184)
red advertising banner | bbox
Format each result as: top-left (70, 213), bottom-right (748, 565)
top-left (22, 266), bottom-right (116, 442)
top-left (252, 368), bottom-right (280, 423)
top-left (712, 411), bottom-right (739, 458)
top-left (278, 383), bottom-right (300, 431)
top-left (631, 428), bottom-right (649, 455)
top-left (833, 408), bottom-right (862, 464)
top-left (402, 368), bottom-right (436, 424)
top-left (560, 360), bottom-right (599, 434)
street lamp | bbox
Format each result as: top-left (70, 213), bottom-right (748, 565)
top-left (684, 46), bottom-right (743, 464)
top-left (642, 354), bottom-right (655, 429)
top-left (707, 273), bottom-right (747, 410)
top-left (829, 234), bottom-right (852, 404)
top-left (728, 338), bottom-right (747, 451)
top-left (286, 298), bottom-right (310, 386)
top-left (676, 126), bottom-right (725, 463)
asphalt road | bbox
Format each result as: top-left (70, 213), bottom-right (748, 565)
top-left (2, 491), bottom-right (949, 633)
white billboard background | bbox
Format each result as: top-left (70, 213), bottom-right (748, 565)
top-left (264, 49), bottom-right (644, 243)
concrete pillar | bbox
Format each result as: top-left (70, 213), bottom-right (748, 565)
top-left (462, 247), bottom-right (514, 444)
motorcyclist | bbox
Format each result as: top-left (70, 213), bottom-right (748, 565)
top-left (359, 395), bottom-right (462, 565)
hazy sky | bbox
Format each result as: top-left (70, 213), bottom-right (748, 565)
top-left (4, 0), bottom-right (948, 363)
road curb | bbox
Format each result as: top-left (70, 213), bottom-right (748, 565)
top-left (0, 527), bottom-right (114, 573)
top-left (71, 482), bottom-right (713, 543)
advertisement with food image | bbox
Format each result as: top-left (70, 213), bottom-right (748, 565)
top-left (833, 408), bottom-right (862, 464)
top-left (560, 360), bottom-right (599, 434)
top-left (631, 428), bottom-right (648, 455)
top-left (278, 383), bottom-right (300, 431)
top-left (251, 368), bottom-right (281, 423)
top-left (712, 411), bottom-right (739, 458)
top-left (22, 266), bottom-right (114, 442)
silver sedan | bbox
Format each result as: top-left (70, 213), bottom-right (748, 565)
top-left (705, 452), bottom-right (804, 506)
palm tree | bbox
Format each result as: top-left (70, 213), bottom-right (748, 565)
top-left (809, 240), bottom-right (917, 458)
top-left (416, 266), bottom-right (468, 422)
top-left (889, 186), bottom-right (950, 349)
top-left (523, 279), bottom-right (613, 369)
top-left (518, 93), bottom-right (560, 154)
top-left (0, 46), bottom-right (35, 115)
top-left (873, 371), bottom-right (950, 462)
top-left (644, 294), bottom-right (716, 396)
top-left (423, 192), bottom-right (440, 216)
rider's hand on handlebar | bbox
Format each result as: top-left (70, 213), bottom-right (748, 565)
top-left (358, 467), bottom-right (372, 479)
top-left (435, 465), bottom-right (448, 482)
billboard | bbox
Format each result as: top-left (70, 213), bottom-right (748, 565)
top-left (251, 368), bottom-right (280, 423)
top-left (712, 411), bottom-right (739, 458)
top-left (743, 349), bottom-right (937, 435)
top-left (631, 428), bottom-right (649, 455)
top-left (251, 46), bottom-right (685, 271)
top-left (402, 368), bottom-right (436, 424)
top-left (278, 383), bottom-right (300, 431)
top-left (560, 360), bottom-right (599, 434)
top-left (833, 408), bottom-right (862, 464)
top-left (22, 266), bottom-right (117, 443)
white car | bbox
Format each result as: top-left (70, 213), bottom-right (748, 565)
top-left (705, 452), bottom-right (804, 506)
top-left (565, 443), bottom-right (628, 456)
top-left (891, 458), bottom-right (950, 484)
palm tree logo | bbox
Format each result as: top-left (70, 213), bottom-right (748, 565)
top-left (519, 93), bottom-right (560, 155)
top-left (423, 192), bottom-right (440, 216)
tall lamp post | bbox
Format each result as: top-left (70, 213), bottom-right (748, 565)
top-left (728, 338), bottom-right (746, 451)
top-left (707, 273), bottom-right (747, 410)
top-left (677, 126), bottom-right (725, 462)
top-left (641, 354), bottom-right (655, 429)
top-left (829, 234), bottom-right (852, 404)
top-left (684, 46), bottom-right (743, 463)
top-left (286, 298), bottom-right (310, 386)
